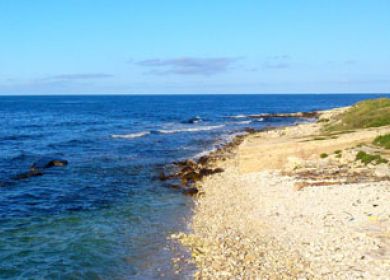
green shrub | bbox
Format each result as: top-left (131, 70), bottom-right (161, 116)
top-left (334, 150), bottom-right (342, 154)
top-left (326, 98), bottom-right (390, 131)
top-left (355, 151), bottom-right (388, 165)
top-left (373, 134), bottom-right (390, 149)
top-left (320, 153), bottom-right (328, 158)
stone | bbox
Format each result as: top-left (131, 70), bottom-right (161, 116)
top-left (182, 187), bottom-right (199, 196)
top-left (374, 164), bottom-right (390, 178)
top-left (30, 157), bottom-right (68, 170)
top-left (13, 169), bottom-right (43, 180)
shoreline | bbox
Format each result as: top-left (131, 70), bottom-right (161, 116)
top-left (171, 106), bottom-right (390, 279)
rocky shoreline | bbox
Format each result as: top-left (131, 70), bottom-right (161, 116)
top-left (170, 106), bottom-right (390, 279)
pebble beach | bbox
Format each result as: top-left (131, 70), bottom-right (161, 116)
top-left (173, 107), bottom-right (390, 279)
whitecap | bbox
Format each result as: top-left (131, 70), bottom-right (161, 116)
top-left (157, 125), bottom-right (225, 134)
top-left (111, 131), bottom-right (150, 139)
top-left (253, 118), bottom-right (264, 122)
top-left (236, 120), bottom-right (252, 125)
top-left (228, 114), bottom-right (248, 119)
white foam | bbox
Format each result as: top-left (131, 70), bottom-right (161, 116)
top-left (236, 120), bottom-right (252, 125)
top-left (253, 117), bottom-right (264, 122)
top-left (157, 125), bottom-right (225, 134)
top-left (111, 131), bottom-right (150, 139)
top-left (229, 114), bottom-right (248, 119)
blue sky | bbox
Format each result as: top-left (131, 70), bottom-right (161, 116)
top-left (0, 0), bottom-right (389, 94)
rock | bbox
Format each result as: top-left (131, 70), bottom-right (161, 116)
top-left (31, 157), bottom-right (68, 170)
top-left (168, 184), bottom-right (182, 190)
top-left (13, 169), bottom-right (43, 180)
top-left (198, 156), bottom-right (209, 166)
top-left (159, 171), bottom-right (172, 181)
top-left (213, 168), bottom-right (224, 173)
top-left (284, 156), bottom-right (305, 172)
top-left (174, 159), bottom-right (197, 169)
top-left (10, 157), bottom-right (68, 182)
top-left (182, 171), bottom-right (202, 185)
top-left (182, 187), bottom-right (199, 196)
top-left (248, 111), bottom-right (319, 119)
top-left (183, 116), bottom-right (202, 124)
top-left (244, 128), bottom-right (257, 134)
top-left (199, 168), bottom-right (224, 177)
top-left (374, 164), bottom-right (390, 177)
top-left (180, 166), bottom-right (195, 175)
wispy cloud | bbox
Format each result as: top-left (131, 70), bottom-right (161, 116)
top-left (42, 73), bottom-right (114, 81)
top-left (263, 55), bottom-right (291, 69)
top-left (135, 57), bottom-right (241, 76)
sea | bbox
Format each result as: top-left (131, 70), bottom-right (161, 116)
top-left (0, 94), bottom-right (388, 279)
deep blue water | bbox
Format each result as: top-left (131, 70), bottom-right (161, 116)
top-left (0, 94), bottom-right (388, 279)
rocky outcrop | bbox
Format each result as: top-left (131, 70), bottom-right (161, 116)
top-left (12, 157), bottom-right (68, 181)
top-left (248, 111), bottom-right (319, 119)
top-left (160, 157), bottom-right (225, 195)
top-left (30, 158), bottom-right (68, 170)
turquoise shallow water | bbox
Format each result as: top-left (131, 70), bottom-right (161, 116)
top-left (0, 94), bottom-right (388, 279)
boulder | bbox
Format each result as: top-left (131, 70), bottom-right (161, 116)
top-left (31, 157), bottom-right (68, 170)
top-left (183, 116), bottom-right (202, 124)
top-left (374, 164), bottom-right (390, 178)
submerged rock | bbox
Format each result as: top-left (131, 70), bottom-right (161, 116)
top-left (12, 157), bottom-right (68, 182)
top-left (183, 116), bottom-right (202, 124)
top-left (30, 157), bottom-right (68, 170)
top-left (13, 169), bottom-right (44, 180)
top-left (182, 187), bottom-right (199, 196)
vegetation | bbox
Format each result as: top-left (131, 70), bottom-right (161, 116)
top-left (320, 153), bottom-right (328, 158)
top-left (325, 98), bottom-right (390, 131)
top-left (334, 150), bottom-right (342, 158)
top-left (373, 133), bottom-right (390, 149)
top-left (355, 151), bottom-right (388, 165)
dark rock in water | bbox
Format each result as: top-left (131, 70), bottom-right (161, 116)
top-left (30, 157), bottom-right (68, 170)
top-left (159, 172), bottom-right (178, 181)
top-left (182, 187), bottom-right (199, 196)
top-left (183, 116), bottom-right (202, 124)
top-left (159, 171), bottom-right (174, 181)
top-left (180, 166), bottom-right (195, 175)
top-left (9, 157), bottom-right (68, 182)
top-left (181, 171), bottom-right (202, 185)
top-left (248, 111), bottom-right (319, 119)
top-left (13, 169), bottom-right (43, 180)
top-left (167, 184), bottom-right (182, 190)
top-left (47, 159), bottom-right (68, 168)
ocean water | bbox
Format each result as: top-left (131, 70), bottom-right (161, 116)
top-left (0, 94), bottom-right (388, 279)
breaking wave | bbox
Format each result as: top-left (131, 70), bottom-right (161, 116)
top-left (228, 114), bottom-right (248, 119)
top-left (157, 125), bottom-right (225, 134)
top-left (112, 125), bottom-right (225, 140)
top-left (111, 131), bottom-right (150, 139)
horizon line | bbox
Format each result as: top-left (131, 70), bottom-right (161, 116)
top-left (1, 92), bottom-right (390, 97)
